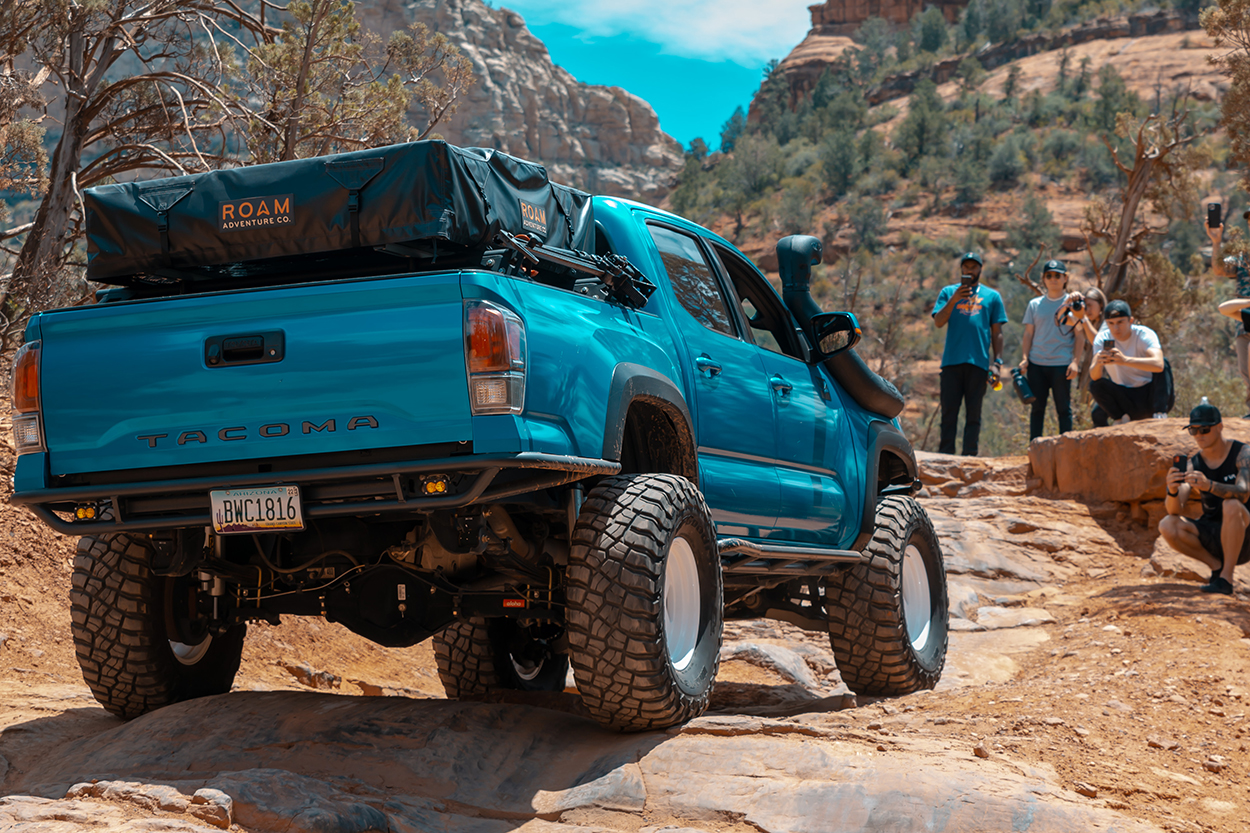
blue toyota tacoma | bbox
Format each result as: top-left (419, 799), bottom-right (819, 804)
top-left (10, 141), bottom-right (947, 731)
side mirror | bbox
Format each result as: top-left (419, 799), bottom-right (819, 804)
top-left (809, 311), bottom-right (861, 360)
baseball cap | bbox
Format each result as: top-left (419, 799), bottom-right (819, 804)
top-left (1042, 259), bottom-right (1067, 274)
top-left (1187, 403), bottom-right (1222, 428)
top-left (1103, 299), bottom-right (1132, 319)
top-left (959, 251), bottom-right (983, 266)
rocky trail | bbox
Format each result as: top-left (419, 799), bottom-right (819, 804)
top-left (4, 423), bottom-right (1250, 832)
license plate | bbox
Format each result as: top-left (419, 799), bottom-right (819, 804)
top-left (210, 485), bottom-right (304, 534)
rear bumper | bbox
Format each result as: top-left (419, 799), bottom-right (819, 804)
top-left (12, 452), bottom-right (620, 535)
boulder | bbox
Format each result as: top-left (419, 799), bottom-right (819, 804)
top-left (1028, 420), bottom-right (1206, 503)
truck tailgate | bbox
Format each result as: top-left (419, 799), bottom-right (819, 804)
top-left (39, 273), bottom-right (471, 477)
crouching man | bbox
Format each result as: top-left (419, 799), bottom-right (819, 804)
top-left (1159, 403), bottom-right (1250, 595)
top-left (1089, 300), bottom-right (1167, 424)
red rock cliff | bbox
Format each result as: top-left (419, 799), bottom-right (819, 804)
top-left (808, 0), bottom-right (965, 36)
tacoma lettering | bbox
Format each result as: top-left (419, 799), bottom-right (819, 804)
top-left (138, 416), bottom-right (376, 448)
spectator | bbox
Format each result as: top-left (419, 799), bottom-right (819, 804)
top-left (1088, 300), bottom-right (1167, 425)
top-left (1056, 286), bottom-right (1107, 349)
top-left (1019, 260), bottom-right (1086, 440)
top-left (1159, 402), bottom-right (1250, 595)
top-left (932, 252), bottom-right (1007, 456)
top-left (1208, 218), bottom-right (1250, 418)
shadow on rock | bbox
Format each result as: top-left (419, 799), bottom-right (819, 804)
top-left (0, 705), bottom-right (121, 794)
top-left (1094, 582), bottom-right (1250, 635)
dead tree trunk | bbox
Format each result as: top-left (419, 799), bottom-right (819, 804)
top-left (1101, 112), bottom-right (1193, 297)
top-left (7, 28), bottom-right (93, 313)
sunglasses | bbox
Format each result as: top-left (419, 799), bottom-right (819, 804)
top-left (1187, 425), bottom-right (1213, 435)
top-left (1043, 272), bottom-right (1065, 278)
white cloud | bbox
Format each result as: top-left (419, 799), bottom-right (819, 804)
top-left (502, 0), bottom-right (814, 67)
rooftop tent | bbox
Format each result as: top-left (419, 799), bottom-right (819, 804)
top-left (83, 141), bottom-right (594, 287)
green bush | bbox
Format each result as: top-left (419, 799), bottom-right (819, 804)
top-left (1076, 137), bottom-right (1121, 191)
top-left (988, 134), bottom-right (1029, 186)
top-left (893, 78), bottom-right (949, 170)
top-left (847, 196), bottom-right (887, 253)
top-left (777, 180), bottom-right (816, 235)
top-left (820, 130), bottom-right (859, 197)
top-left (915, 7), bottom-right (950, 53)
top-left (1041, 129), bottom-right (1082, 172)
top-left (1006, 193), bottom-right (1061, 252)
top-left (951, 153), bottom-right (989, 208)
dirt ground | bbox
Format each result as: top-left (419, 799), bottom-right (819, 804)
top-left (4, 443), bottom-right (1250, 833)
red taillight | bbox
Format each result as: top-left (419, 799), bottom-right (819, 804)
top-left (12, 341), bottom-right (40, 413)
top-left (466, 302), bottom-right (525, 373)
top-left (465, 301), bottom-right (526, 415)
top-left (467, 305), bottom-right (510, 373)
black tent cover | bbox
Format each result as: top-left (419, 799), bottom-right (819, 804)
top-left (84, 141), bottom-right (594, 285)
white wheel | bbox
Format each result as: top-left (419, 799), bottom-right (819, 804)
top-left (901, 544), bottom-right (932, 652)
top-left (170, 638), bottom-right (212, 666)
top-left (664, 535), bottom-right (701, 672)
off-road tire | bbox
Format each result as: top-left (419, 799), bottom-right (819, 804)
top-left (825, 495), bottom-right (948, 696)
top-left (71, 532), bottom-right (246, 719)
top-left (566, 473), bottom-right (723, 732)
top-left (433, 618), bottom-right (569, 697)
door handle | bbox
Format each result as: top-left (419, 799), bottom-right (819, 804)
top-left (695, 356), bottom-right (723, 377)
top-left (771, 375), bottom-right (793, 395)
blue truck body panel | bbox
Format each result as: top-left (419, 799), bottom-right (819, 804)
top-left (39, 273), bottom-right (472, 475)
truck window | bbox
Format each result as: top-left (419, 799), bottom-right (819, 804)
top-left (710, 243), bottom-right (804, 360)
top-left (648, 225), bottom-right (735, 337)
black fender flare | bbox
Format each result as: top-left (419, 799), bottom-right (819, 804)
top-left (601, 363), bottom-right (697, 483)
top-left (850, 420), bottom-right (920, 551)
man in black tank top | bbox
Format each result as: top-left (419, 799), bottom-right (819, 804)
top-left (1159, 403), bottom-right (1250, 595)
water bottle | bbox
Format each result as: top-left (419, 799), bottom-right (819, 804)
top-left (1011, 367), bottom-right (1036, 404)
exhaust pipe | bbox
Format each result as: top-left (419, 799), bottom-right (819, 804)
top-left (778, 235), bottom-right (906, 419)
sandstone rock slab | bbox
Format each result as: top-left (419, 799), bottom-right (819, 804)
top-left (975, 606), bottom-right (1057, 629)
top-left (4, 690), bottom-right (1159, 833)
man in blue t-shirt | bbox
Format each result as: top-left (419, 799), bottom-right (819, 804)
top-left (932, 252), bottom-right (1008, 456)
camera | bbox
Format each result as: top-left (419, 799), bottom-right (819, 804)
top-left (1071, 297), bottom-right (1084, 311)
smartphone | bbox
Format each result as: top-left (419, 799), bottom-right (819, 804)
top-left (1209, 202), bottom-right (1223, 228)
top-left (1103, 338), bottom-right (1115, 352)
top-left (1173, 454), bottom-right (1187, 471)
top-left (960, 275), bottom-right (974, 288)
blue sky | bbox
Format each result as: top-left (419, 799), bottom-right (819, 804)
top-left (498, 1), bottom-right (816, 150)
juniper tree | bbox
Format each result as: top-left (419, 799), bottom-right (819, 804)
top-left (1203, 0), bottom-right (1250, 189)
top-left (237, 0), bottom-right (473, 164)
top-left (1, 0), bottom-right (472, 322)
